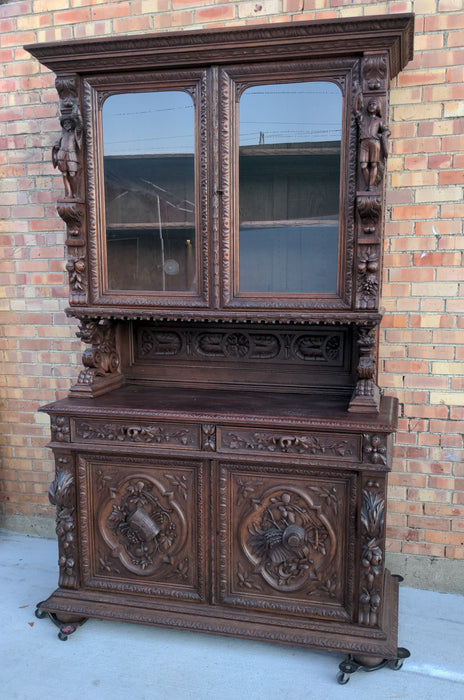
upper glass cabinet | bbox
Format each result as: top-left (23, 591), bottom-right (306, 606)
top-left (238, 81), bottom-right (342, 297)
top-left (102, 90), bottom-right (197, 295)
top-left (30, 16), bottom-right (413, 318)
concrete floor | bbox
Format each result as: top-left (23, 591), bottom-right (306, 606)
top-left (1, 529), bottom-right (463, 700)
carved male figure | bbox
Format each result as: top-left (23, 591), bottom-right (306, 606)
top-left (52, 105), bottom-right (83, 199)
top-left (355, 97), bottom-right (390, 190)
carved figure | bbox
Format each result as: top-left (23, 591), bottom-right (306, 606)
top-left (354, 95), bottom-right (390, 190)
top-left (52, 105), bottom-right (83, 199)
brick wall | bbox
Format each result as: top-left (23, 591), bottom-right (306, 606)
top-left (1, 0), bottom-right (463, 584)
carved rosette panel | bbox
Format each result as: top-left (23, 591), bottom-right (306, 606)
top-left (136, 325), bottom-right (344, 366)
top-left (363, 434), bottom-right (388, 467)
top-left (49, 454), bottom-right (78, 588)
top-left (98, 474), bottom-right (188, 577)
top-left (70, 317), bottom-right (122, 396)
top-left (359, 479), bottom-right (386, 627)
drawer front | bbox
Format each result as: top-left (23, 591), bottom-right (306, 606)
top-left (217, 461), bottom-right (357, 621)
top-left (72, 418), bottom-right (200, 450)
top-left (218, 427), bottom-right (362, 462)
top-left (78, 453), bottom-right (206, 601)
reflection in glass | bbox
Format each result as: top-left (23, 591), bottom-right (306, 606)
top-left (102, 91), bottom-right (196, 292)
top-left (239, 82), bottom-right (342, 295)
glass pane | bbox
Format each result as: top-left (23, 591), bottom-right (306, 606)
top-left (103, 91), bottom-right (196, 292)
top-left (239, 82), bottom-right (342, 295)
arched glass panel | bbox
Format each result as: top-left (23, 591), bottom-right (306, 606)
top-left (238, 82), bottom-right (342, 295)
top-left (102, 91), bottom-right (196, 292)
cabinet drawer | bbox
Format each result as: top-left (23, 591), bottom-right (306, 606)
top-left (72, 418), bottom-right (200, 449)
top-left (217, 427), bottom-right (362, 462)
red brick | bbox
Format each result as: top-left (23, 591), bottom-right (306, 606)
top-left (195, 5), bottom-right (236, 22)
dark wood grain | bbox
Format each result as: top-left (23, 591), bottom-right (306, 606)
top-left (29, 15), bottom-right (413, 667)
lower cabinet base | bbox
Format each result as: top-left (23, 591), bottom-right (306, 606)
top-left (37, 569), bottom-right (402, 663)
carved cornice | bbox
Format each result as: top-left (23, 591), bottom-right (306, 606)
top-left (25, 15), bottom-right (414, 78)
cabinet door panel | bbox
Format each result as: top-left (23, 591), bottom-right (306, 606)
top-left (78, 454), bottom-right (206, 601)
top-left (217, 462), bottom-right (356, 621)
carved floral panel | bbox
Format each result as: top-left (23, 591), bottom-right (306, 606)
top-left (73, 419), bottom-right (199, 449)
top-left (79, 455), bottom-right (205, 600)
top-left (218, 463), bottom-right (356, 620)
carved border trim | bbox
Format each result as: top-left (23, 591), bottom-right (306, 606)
top-left (26, 15), bottom-right (414, 80)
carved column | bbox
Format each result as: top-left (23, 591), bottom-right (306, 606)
top-left (358, 476), bottom-right (386, 628)
top-left (348, 321), bottom-right (380, 413)
top-left (69, 316), bottom-right (124, 397)
top-left (53, 74), bottom-right (88, 306)
top-left (354, 54), bottom-right (389, 314)
top-left (49, 453), bottom-right (79, 589)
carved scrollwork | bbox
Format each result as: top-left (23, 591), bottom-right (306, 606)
top-left (223, 431), bottom-right (355, 459)
top-left (359, 480), bottom-right (385, 626)
top-left (362, 55), bottom-right (388, 92)
top-left (49, 455), bottom-right (78, 588)
top-left (356, 194), bottom-right (382, 236)
top-left (75, 420), bottom-right (191, 446)
top-left (56, 201), bottom-right (85, 239)
top-left (135, 326), bottom-right (344, 364)
top-left (99, 475), bottom-right (188, 576)
top-left (71, 318), bottom-right (121, 395)
top-left (240, 487), bottom-right (337, 593)
top-left (139, 330), bottom-right (182, 356)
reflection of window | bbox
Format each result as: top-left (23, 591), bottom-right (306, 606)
top-left (238, 82), bottom-right (342, 295)
top-left (102, 91), bottom-right (196, 293)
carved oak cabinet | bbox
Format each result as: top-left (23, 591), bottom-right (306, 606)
top-left (27, 14), bottom-right (414, 680)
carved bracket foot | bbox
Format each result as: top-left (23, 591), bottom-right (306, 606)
top-left (336, 647), bottom-right (410, 684)
top-left (35, 605), bottom-right (87, 641)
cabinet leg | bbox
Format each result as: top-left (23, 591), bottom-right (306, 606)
top-left (336, 647), bottom-right (410, 684)
top-left (35, 603), bottom-right (87, 641)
